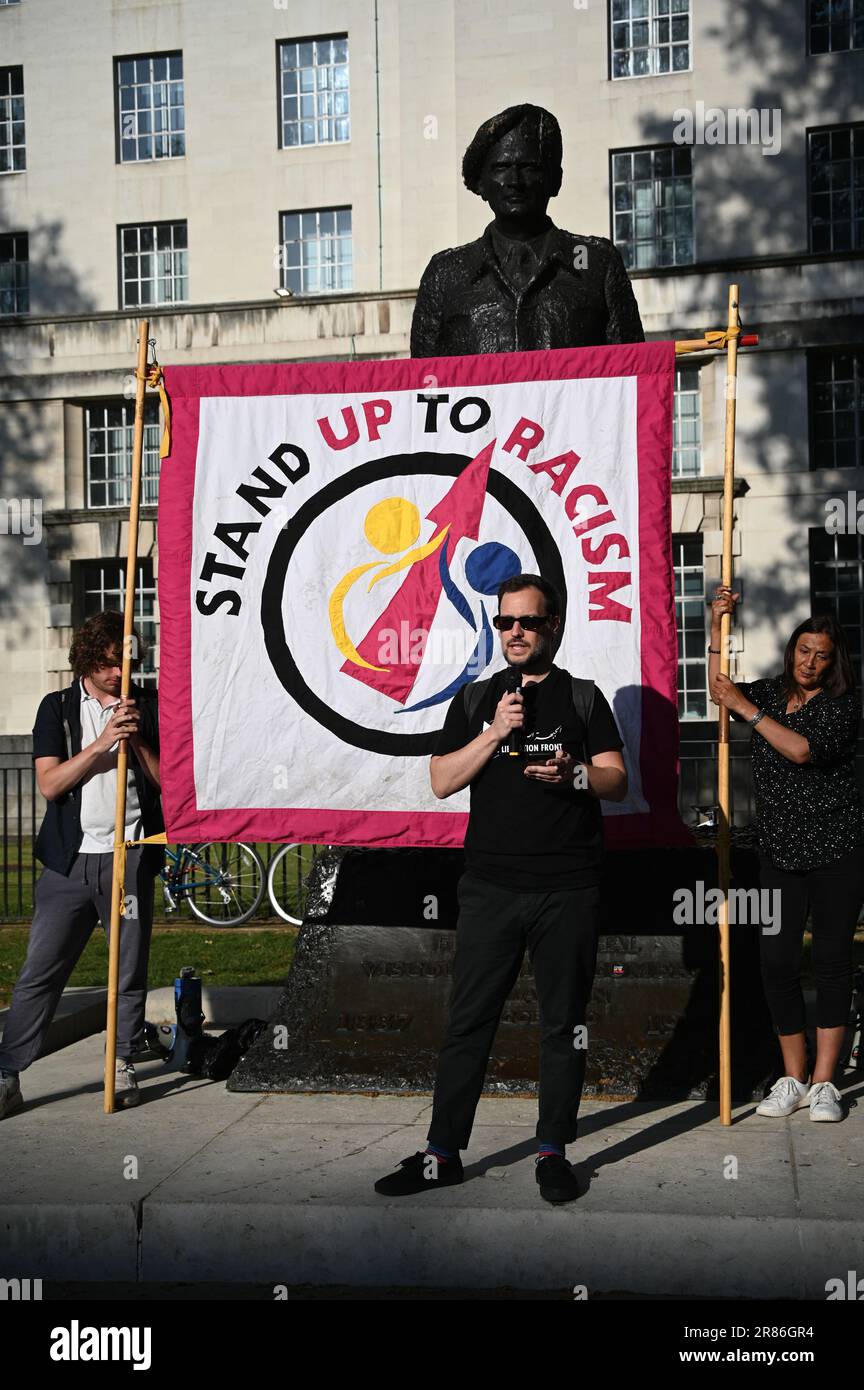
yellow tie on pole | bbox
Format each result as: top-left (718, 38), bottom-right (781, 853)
top-left (104, 319), bottom-right (151, 1115)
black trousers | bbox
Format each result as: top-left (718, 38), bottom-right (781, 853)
top-left (758, 844), bottom-right (864, 1035)
top-left (426, 870), bottom-right (601, 1151)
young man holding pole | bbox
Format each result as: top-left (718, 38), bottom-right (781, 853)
top-left (0, 611), bottom-right (163, 1117)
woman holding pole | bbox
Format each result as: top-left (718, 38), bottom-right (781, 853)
top-left (709, 589), bottom-right (864, 1121)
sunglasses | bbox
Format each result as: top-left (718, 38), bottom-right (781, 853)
top-left (493, 614), bottom-right (550, 632)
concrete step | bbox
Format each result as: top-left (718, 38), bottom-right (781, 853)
top-left (1, 1034), bottom-right (863, 1297)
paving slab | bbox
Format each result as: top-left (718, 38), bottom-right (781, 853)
top-left (1, 1034), bottom-right (862, 1297)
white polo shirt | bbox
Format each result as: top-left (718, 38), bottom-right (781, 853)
top-left (77, 678), bottom-right (143, 854)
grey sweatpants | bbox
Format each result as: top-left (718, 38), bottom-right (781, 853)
top-left (0, 847), bottom-right (156, 1072)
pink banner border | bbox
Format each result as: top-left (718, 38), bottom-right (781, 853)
top-left (158, 342), bottom-right (688, 849)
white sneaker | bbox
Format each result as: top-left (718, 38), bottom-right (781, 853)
top-left (114, 1058), bottom-right (141, 1108)
top-left (809, 1080), bottom-right (844, 1122)
top-left (756, 1075), bottom-right (811, 1116)
top-left (0, 1072), bottom-right (23, 1120)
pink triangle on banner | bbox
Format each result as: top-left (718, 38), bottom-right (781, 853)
top-left (341, 440), bottom-right (495, 704)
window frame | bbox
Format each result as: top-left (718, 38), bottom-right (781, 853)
top-left (70, 557), bottom-right (159, 688)
top-left (807, 0), bottom-right (864, 54)
top-left (672, 362), bottom-right (703, 479)
top-left (806, 120), bottom-right (864, 254)
top-left (113, 50), bottom-right (185, 165)
top-left (809, 526), bottom-right (864, 697)
top-left (0, 63), bottom-right (25, 175)
top-left (276, 33), bottom-right (350, 151)
top-left (83, 397), bottom-right (161, 510)
top-left (673, 532), bottom-right (709, 721)
top-left (0, 228), bottom-right (28, 315)
top-left (117, 219), bottom-right (189, 310)
top-left (608, 0), bottom-right (693, 81)
top-left (278, 205), bottom-right (352, 295)
top-left (807, 345), bottom-right (864, 471)
top-left (609, 142), bottom-right (696, 269)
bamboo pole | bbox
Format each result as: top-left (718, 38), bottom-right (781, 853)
top-left (104, 320), bottom-right (150, 1114)
top-left (674, 300), bottom-right (750, 1123)
top-left (716, 285), bottom-right (741, 1127)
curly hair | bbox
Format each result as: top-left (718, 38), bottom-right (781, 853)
top-left (68, 610), bottom-right (147, 679)
top-left (462, 104), bottom-right (563, 196)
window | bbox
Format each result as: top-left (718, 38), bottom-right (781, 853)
top-left (278, 36), bottom-right (349, 147)
top-left (611, 0), bottom-right (691, 78)
top-left (119, 221), bottom-right (187, 307)
top-left (809, 348), bottom-right (864, 469)
top-left (85, 400), bottom-right (160, 508)
top-left (71, 559), bottom-right (158, 688)
top-left (809, 0), bottom-right (864, 53)
top-left (808, 123), bottom-right (864, 252)
top-left (116, 52), bottom-right (184, 162)
top-left (612, 145), bottom-right (693, 268)
top-left (810, 529), bottom-right (864, 691)
top-left (0, 231), bottom-right (27, 314)
top-left (674, 535), bottom-right (707, 719)
top-left (279, 207), bottom-right (352, 293)
top-left (0, 65), bottom-right (25, 173)
top-left (672, 365), bottom-right (702, 477)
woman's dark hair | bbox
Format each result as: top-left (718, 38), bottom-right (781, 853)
top-left (496, 573), bottom-right (561, 620)
top-left (462, 104), bottom-right (563, 196)
top-left (781, 614), bottom-right (855, 700)
top-left (69, 610), bottom-right (147, 679)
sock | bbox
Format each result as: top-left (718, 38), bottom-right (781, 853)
top-left (537, 1142), bottom-right (565, 1162)
top-left (425, 1142), bottom-right (456, 1163)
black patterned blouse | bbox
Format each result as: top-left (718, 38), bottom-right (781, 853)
top-left (735, 675), bottom-right (864, 871)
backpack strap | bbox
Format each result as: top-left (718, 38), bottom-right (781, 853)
top-left (462, 671), bottom-right (595, 737)
top-left (462, 674), bottom-right (496, 726)
top-left (569, 676), bottom-right (595, 733)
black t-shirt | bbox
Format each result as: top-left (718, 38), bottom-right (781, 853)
top-left (434, 665), bottom-right (624, 890)
top-left (737, 675), bottom-right (864, 870)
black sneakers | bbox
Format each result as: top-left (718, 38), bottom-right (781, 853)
top-left (535, 1153), bottom-right (581, 1203)
top-left (374, 1149), bottom-right (581, 1201)
top-left (374, 1150), bottom-right (465, 1196)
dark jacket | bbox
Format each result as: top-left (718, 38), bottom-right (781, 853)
top-left (32, 679), bottom-right (164, 877)
top-left (410, 221), bottom-right (645, 358)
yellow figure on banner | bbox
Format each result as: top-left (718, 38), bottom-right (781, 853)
top-left (328, 496), bottom-right (450, 671)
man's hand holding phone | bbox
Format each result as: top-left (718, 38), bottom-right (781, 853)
top-left (524, 747), bottom-right (582, 785)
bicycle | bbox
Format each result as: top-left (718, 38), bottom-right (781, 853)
top-left (160, 842), bottom-right (266, 926)
top-left (266, 842), bottom-right (330, 925)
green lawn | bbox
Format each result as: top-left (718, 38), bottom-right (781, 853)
top-left (0, 925), bottom-right (297, 1010)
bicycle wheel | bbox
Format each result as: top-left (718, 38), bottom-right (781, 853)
top-left (185, 842), bottom-right (266, 925)
top-left (267, 842), bottom-right (317, 925)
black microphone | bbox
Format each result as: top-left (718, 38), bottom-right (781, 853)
top-left (504, 667), bottom-right (523, 757)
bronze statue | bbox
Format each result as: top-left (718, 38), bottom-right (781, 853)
top-left (411, 104), bottom-right (644, 357)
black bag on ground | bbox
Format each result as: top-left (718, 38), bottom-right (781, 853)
top-left (184, 1019), bottom-right (268, 1081)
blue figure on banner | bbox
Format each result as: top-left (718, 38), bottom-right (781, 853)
top-left (400, 539), bottom-right (523, 712)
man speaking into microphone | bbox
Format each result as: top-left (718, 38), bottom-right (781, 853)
top-left (374, 573), bottom-right (627, 1204)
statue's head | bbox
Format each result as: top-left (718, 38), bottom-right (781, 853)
top-left (462, 104), bottom-right (563, 224)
